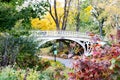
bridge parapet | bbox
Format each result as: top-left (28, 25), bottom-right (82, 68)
top-left (30, 30), bottom-right (90, 38)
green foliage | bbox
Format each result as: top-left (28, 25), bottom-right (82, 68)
top-left (0, 59), bottom-right (67, 80)
top-left (16, 7), bottom-right (37, 29)
top-left (0, 0), bottom-right (49, 31)
top-left (109, 56), bottom-right (120, 80)
top-left (0, 66), bottom-right (39, 80)
top-left (15, 0), bottom-right (49, 30)
top-left (0, 0), bottom-right (11, 3)
top-left (49, 60), bottom-right (65, 68)
top-left (80, 0), bottom-right (92, 9)
top-left (0, 2), bottom-right (17, 31)
top-left (15, 35), bottom-right (41, 69)
top-left (19, 37), bottom-right (38, 55)
top-left (39, 60), bottom-right (66, 80)
top-left (0, 33), bottom-right (20, 66)
top-left (16, 54), bottom-right (39, 69)
top-left (9, 29), bottom-right (29, 37)
top-left (0, 30), bottom-right (39, 67)
top-left (0, 66), bottom-right (17, 80)
top-left (26, 69), bottom-right (39, 80)
top-left (39, 68), bottom-right (55, 80)
top-left (40, 41), bottom-right (53, 48)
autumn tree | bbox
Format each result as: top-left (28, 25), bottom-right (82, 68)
top-left (90, 0), bottom-right (108, 38)
top-left (67, 0), bottom-right (98, 33)
top-left (15, 0), bottom-right (49, 30)
top-left (31, 16), bottom-right (56, 30)
top-left (31, 0), bottom-right (73, 31)
top-left (31, 1), bottom-right (64, 30)
top-left (90, 0), bottom-right (120, 41)
top-left (69, 0), bottom-right (81, 31)
top-left (75, 0), bottom-right (81, 31)
top-left (104, 0), bottom-right (120, 41)
top-left (45, 0), bottom-right (72, 30)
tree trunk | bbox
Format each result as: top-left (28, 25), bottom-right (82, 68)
top-left (76, 13), bottom-right (80, 31)
top-left (99, 22), bottom-right (103, 39)
top-left (59, 40), bottom-right (63, 51)
top-left (54, 0), bottom-right (60, 30)
top-left (2, 37), bottom-right (8, 66)
top-left (76, 0), bottom-right (81, 31)
top-left (117, 27), bottom-right (120, 42)
top-left (62, 0), bottom-right (72, 30)
top-left (56, 22), bottom-right (60, 30)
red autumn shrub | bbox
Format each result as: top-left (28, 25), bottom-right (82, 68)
top-left (68, 34), bottom-right (120, 80)
top-left (68, 56), bottom-right (111, 80)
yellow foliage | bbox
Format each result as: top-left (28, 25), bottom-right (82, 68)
top-left (81, 5), bottom-right (93, 22)
top-left (31, 17), bottom-right (56, 30)
top-left (31, 18), bottom-right (41, 30)
top-left (31, 1), bottom-right (64, 30)
top-left (84, 5), bottom-right (93, 12)
top-left (68, 11), bottom-right (76, 24)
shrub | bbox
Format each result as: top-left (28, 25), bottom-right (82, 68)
top-left (39, 60), bottom-right (66, 80)
top-left (68, 34), bottom-right (120, 80)
top-left (15, 35), bottom-right (40, 69)
top-left (68, 57), bottom-right (111, 80)
top-left (0, 66), bottom-right (40, 80)
top-left (0, 66), bottom-right (17, 80)
top-left (0, 33), bottom-right (20, 66)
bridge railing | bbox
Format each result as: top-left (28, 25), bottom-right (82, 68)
top-left (30, 30), bottom-right (90, 38)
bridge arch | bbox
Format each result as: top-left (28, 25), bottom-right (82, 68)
top-left (37, 38), bottom-right (91, 55)
top-left (30, 30), bottom-right (92, 55)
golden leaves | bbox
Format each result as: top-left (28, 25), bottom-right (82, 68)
top-left (84, 5), bottom-right (93, 12)
top-left (80, 5), bottom-right (93, 22)
top-left (31, 17), bottom-right (56, 30)
top-left (31, 1), bottom-right (64, 31)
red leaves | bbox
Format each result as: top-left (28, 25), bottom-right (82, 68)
top-left (68, 56), bottom-right (111, 80)
top-left (68, 72), bottom-right (76, 80)
top-left (68, 43), bottom-right (120, 80)
top-left (68, 33), bottom-right (120, 80)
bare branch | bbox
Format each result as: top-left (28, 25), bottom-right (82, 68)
top-left (62, 0), bottom-right (72, 30)
top-left (46, 0), bottom-right (56, 24)
top-left (62, 0), bottom-right (67, 30)
top-left (54, 0), bottom-right (60, 29)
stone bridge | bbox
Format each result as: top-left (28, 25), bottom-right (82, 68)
top-left (30, 30), bottom-right (93, 55)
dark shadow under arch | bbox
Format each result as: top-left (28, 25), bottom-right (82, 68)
top-left (39, 38), bottom-right (85, 55)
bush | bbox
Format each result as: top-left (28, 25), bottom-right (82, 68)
top-left (0, 66), bottom-right (40, 80)
top-left (0, 31), bottom-right (39, 67)
top-left (0, 33), bottom-right (20, 66)
top-left (39, 60), bottom-right (66, 80)
top-left (0, 2), bottom-right (17, 31)
top-left (15, 35), bottom-right (40, 69)
top-left (68, 57), bottom-right (111, 80)
top-left (68, 34), bottom-right (120, 80)
top-left (0, 66), bottom-right (17, 80)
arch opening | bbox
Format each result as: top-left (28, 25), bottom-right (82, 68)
top-left (38, 38), bottom-right (86, 58)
